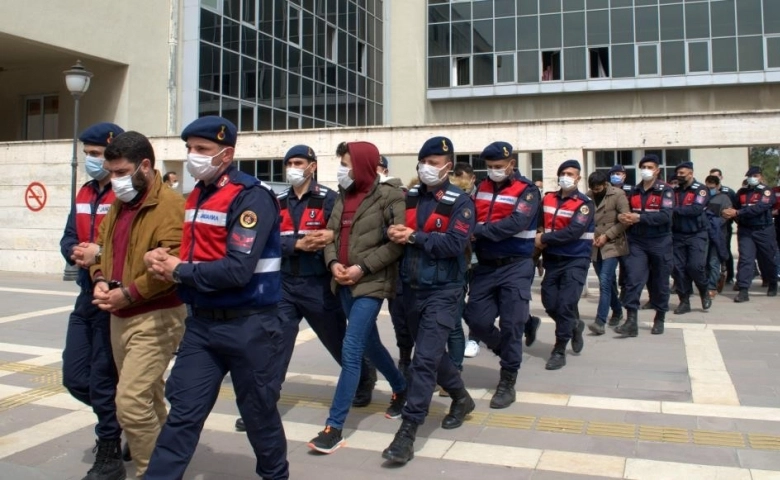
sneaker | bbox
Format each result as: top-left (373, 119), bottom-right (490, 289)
top-left (385, 391), bottom-right (407, 419)
top-left (308, 426), bottom-right (344, 454)
top-left (464, 340), bottom-right (480, 358)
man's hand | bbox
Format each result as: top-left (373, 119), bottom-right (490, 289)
top-left (72, 242), bottom-right (100, 268)
top-left (534, 233), bottom-right (546, 250)
top-left (593, 234), bottom-right (608, 248)
top-left (722, 208), bottom-right (737, 220)
top-left (308, 229), bottom-right (334, 248)
top-left (331, 262), bottom-right (351, 286)
top-left (144, 247), bottom-right (181, 282)
top-left (92, 283), bottom-right (131, 312)
top-left (618, 213), bottom-right (640, 226)
top-left (387, 225), bottom-right (414, 245)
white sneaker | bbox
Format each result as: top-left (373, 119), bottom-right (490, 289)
top-left (464, 340), bottom-right (480, 358)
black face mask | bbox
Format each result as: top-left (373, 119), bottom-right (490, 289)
top-left (593, 189), bottom-right (606, 200)
top-left (676, 175), bottom-right (690, 185)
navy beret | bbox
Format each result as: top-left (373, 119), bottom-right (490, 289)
top-left (639, 154), bottom-right (660, 167)
top-left (745, 165), bottom-right (762, 176)
top-left (609, 165), bottom-right (625, 174)
top-left (481, 141), bottom-right (514, 161)
top-left (379, 155), bottom-right (389, 169)
top-left (675, 161), bottom-right (694, 172)
top-left (418, 136), bottom-right (454, 160)
top-left (284, 145), bottom-right (317, 163)
top-left (557, 159), bottom-right (581, 176)
top-left (78, 122), bottom-right (124, 147)
top-left (181, 116), bottom-right (237, 147)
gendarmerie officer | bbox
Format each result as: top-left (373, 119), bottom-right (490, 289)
top-left (537, 159), bottom-right (594, 371)
top-left (670, 161), bottom-right (712, 314)
top-left (617, 154), bottom-right (675, 336)
top-left (144, 116), bottom-right (289, 479)
top-left (723, 166), bottom-right (779, 302)
top-left (60, 122), bottom-right (126, 480)
top-left (463, 141), bottom-right (540, 408)
top-left (382, 136), bottom-right (476, 465)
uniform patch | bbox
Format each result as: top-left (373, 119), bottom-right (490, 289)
top-left (699, 190), bottom-right (707, 196)
top-left (664, 190), bottom-right (673, 198)
top-left (435, 218), bottom-right (443, 229)
top-left (228, 228), bottom-right (256, 254)
top-left (309, 210), bottom-right (316, 218)
top-left (441, 139), bottom-right (449, 152)
top-left (462, 208), bottom-right (472, 219)
top-left (517, 201), bottom-right (532, 215)
top-left (526, 193), bottom-right (534, 201)
top-left (240, 210), bottom-right (258, 228)
top-left (579, 205), bottom-right (589, 215)
top-left (453, 219), bottom-right (470, 234)
top-left (765, 189), bottom-right (772, 196)
top-left (218, 175), bottom-right (230, 188)
top-left (435, 190), bottom-right (444, 201)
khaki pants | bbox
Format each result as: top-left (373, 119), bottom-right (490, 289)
top-left (111, 305), bottom-right (186, 477)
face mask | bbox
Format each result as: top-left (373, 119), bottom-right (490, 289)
top-left (85, 155), bottom-right (109, 181)
top-left (171, 182), bottom-right (179, 189)
top-left (558, 176), bottom-right (576, 190)
top-left (337, 165), bottom-right (353, 190)
top-left (640, 168), bottom-right (655, 181)
top-left (593, 189), bottom-right (606, 199)
top-left (111, 164), bottom-right (141, 203)
top-left (487, 167), bottom-right (509, 183)
top-left (186, 149), bottom-right (225, 182)
top-left (675, 175), bottom-right (688, 185)
top-left (418, 163), bottom-right (448, 186)
top-left (747, 176), bottom-right (759, 187)
top-left (609, 175), bottom-right (623, 185)
top-left (286, 167), bottom-right (309, 188)
top-left (709, 188), bottom-right (718, 196)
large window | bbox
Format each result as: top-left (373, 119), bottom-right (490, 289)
top-left (595, 150), bottom-right (635, 185)
top-left (23, 95), bottom-right (58, 141)
top-left (236, 158), bottom-right (285, 183)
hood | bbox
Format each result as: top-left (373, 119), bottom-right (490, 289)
top-left (347, 141), bottom-right (380, 192)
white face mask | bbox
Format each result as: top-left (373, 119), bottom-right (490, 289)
top-left (85, 155), bottom-right (109, 181)
top-left (747, 176), bottom-right (759, 187)
top-left (558, 176), bottom-right (576, 190)
top-left (337, 165), bottom-right (353, 190)
top-left (111, 164), bottom-right (141, 203)
top-left (186, 148), bottom-right (225, 182)
top-left (488, 167), bottom-right (509, 183)
top-left (170, 182), bottom-right (179, 189)
top-left (418, 163), bottom-right (448, 186)
top-left (286, 167), bottom-right (309, 188)
top-left (640, 168), bottom-right (655, 181)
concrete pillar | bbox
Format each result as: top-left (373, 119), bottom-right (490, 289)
top-left (542, 148), bottom-right (585, 192)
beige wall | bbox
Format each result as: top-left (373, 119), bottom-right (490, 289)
top-left (385, 0), bottom-right (427, 126)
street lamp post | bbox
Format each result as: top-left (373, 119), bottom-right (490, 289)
top-left (62, 61), bottom-right (93, 281)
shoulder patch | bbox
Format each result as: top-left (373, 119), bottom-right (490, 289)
top-left (664, 190), bottom-right (673, 198)
top-left (462, 208), bottom-right (472, 219)
top-left (239, 210), bottom-right (258, 228)
top-left (579, 205), bottom-right (590, 215)
top-left (699, 189), bottom-right (707, 196)
top-left (217, 175), bottom-right (230, 188)
top-left (765, 189), bottom-right (772, 196)
top-left (757, 184), bottom-right (767, 190)
top-left (526, 192), bottom-right (534, 201)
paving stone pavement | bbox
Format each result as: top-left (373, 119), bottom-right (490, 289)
top-left (0, 270), bottom-right (779, 479)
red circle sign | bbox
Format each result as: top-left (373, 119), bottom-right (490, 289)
top-left (25, 182), bottom-right (47, 212)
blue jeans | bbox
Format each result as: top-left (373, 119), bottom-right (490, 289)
top-left (593, 255), bottom-right (622, 324)
top-left (326, 288), bottom-right (406, 430)
top-left (707, 245), bottom-right (722, 291)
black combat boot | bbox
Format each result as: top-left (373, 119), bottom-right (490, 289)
top-left (489, 368), bottom-right (517, 409)
top-left (615, 309), bottom-right (639, 337)
top-left (441, 388), bottom-right (475, 429)
top-left (608, 310), bottom-right (623, 327)
top-left (121, 442), bottom-right (131, 462)
top-left (651, 311), bottom-right (665, 335)
top-left (353, 360), bottom-right (377, 407)
top-left (571, 319), bottom-right (585, 353)
top-left (699, 287), bottom-right (712, 310)
top-left (83, 438), bottom-right (125, 480)
top-left (525, 316), bottom-right (541, 347)
top-left (734, 288), bottom-right (750, 303)
top-left (397, 347), bottom-right (412, 383)
top-left (768, 283), bottom-right (778, 297)
top-left (545, 339), bottom-right (568, 370)
top-left (235, 417), bottom-right (246, 432)
top-left (382, 419), bottom-right (418, 464)
top-left (673, 295), bottom-right (691, 315)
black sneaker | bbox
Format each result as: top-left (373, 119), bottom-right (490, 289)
top-left (308, 426), bottom-right (344, 454)
top-left (571, 319), bottom-right (585, 353)
top-left (385, 390), bottom-right (406, 419)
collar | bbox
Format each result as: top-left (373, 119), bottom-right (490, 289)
top-left (419, 178), bottom-right (451, 198)
top-left (200, 165), bottom-right (237, 193)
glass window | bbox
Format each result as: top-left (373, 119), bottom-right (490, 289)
top-left (586, 0), bottom-right (608, 9)
top-left (684, 2), bottom-right (709, 39)
top-left (661, 41), bottom-right (685, 75)
top-left (542, 50), bottom-right (562, 80)
top-left (712, 37), bottom-right (737, 72)
top-left (223, 0), bottom-right (240, 20)
top-left (635, 0), bottom-right (657, 6)
top-left (711, 0), bottom-right (736, 37)
top-left (564, 47), bottom-right (587, 80)
top-left (473, 0), bottom-right (493, 20)
top-left (610, 8), bottom-right (634, 44)
top-left (453, 56), bottom-right (471, 86)
top-left (496, 53), bottom-right (515, 82)
top-left (564, 12), bottom-right (586, 47)
top-left (518, 16), bottom-right (539, 50)
top-left (660, 4), bottom-right (684, 41)
top-left (288, 5), bottom-right (301, 46)
top-left (473, 54), bottom-right (494, 85)
top-left (540, 0), bottom-right (561, 14)
top-left (736, 0), bottom-right (762, 36)
top-left (23, 95), bottom-right (58, 141)
top-left (242, 0), bottom-right (255, 24)
top-left (201, 9), bottom-right (221, 44)
top-left (473, 20), bottom-right (493, 53)
top-left (200, 42), bottom-right (221, 92)
top-left (495, 17), bottom-right (516, 51)
top-left (563, 0), bottom-right (584, 11)
top-left (589, 47), bottom-right (610, 77)
top-left (587, 9), bottom-right (609, 46)
top-left (530, 152), bottom-right (543, 183)
top-left (765, 0), bottom-right (780, 34)
top-left (452, 22), bottom-right (472, 55)
top-left (517, 50), bottom-right (540, 82)
top-left (635, 6), bottom-right (659, 43)
top-left (738, 36), bottom-right (764, 71)
top-left (611, 0), bottom-right (632, 7)
top-left (637, 44), bottom-right (658, 75)
top-left (242, 26), bottom-right (257, 57)
top-left (612, 44), bottom-right (635, 78)
top-left (429, 4), bottom-right (450, 23)
top-left (495, 0), bottom-right (515, 17)
top-left (429, 24), bottom-right (449, 56)
top-left (687, 41), bottom-right (709, 73)
top-left (517, 0), bottom-right (538, 16)
top-left (540, 15), bottom-right (562, 49)
top-left (224, 18), bottom-right (241, 52)
top-left (451, 1), bottom-right (471, 21)
top-left (767, 37), bottom-right (780, 69)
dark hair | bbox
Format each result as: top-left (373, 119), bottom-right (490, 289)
top-left (453, 162), bottom-right (474, 176)
top-left (709, 168), bottom-right (723, 176)
top-left (705, 175), bottom-right (721, 186)
top-left (335, 141), bottom-right (349, 158)
top-left (163, 172), bottom-right (177, 182)
top-left (588, 170), bottom-right (609, 189)
top-left (104, 131), bottom-right (155, 168)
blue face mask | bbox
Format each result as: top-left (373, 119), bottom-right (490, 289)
top-left (85, 155), bottom-right (109, 181)
top-left (709, 188), bottom-right (717, 196)
top-left (610, 175), bottom-right (622, 185)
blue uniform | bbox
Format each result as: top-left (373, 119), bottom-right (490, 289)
top-left (623, 180), bottom-right (675, 312)
top-left (540, 190), bottom-right (595, 341)
top-left (464, 174), bottom-right (540, 373)
top-left (400, 180), bottom-right (475, 425)
top-left (146, 166), bottom-right (288, 480)
top-left (734, 184), bottom-right (779, 289)
top-left (59, 180), bottom-right (120, 441)
top-left (672, 180), bottom-right (710, 297)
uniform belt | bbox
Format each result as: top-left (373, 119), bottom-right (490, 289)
top-left (193, 306), bottom-right (274, 320)
top-left (477, 256), bottom-right (526, 268)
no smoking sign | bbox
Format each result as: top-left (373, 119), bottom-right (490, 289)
top-left (25, 182), bottom-right (47, 212)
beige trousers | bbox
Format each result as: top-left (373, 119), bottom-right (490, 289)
top-left (111, 305), bottom-right (186, 478)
